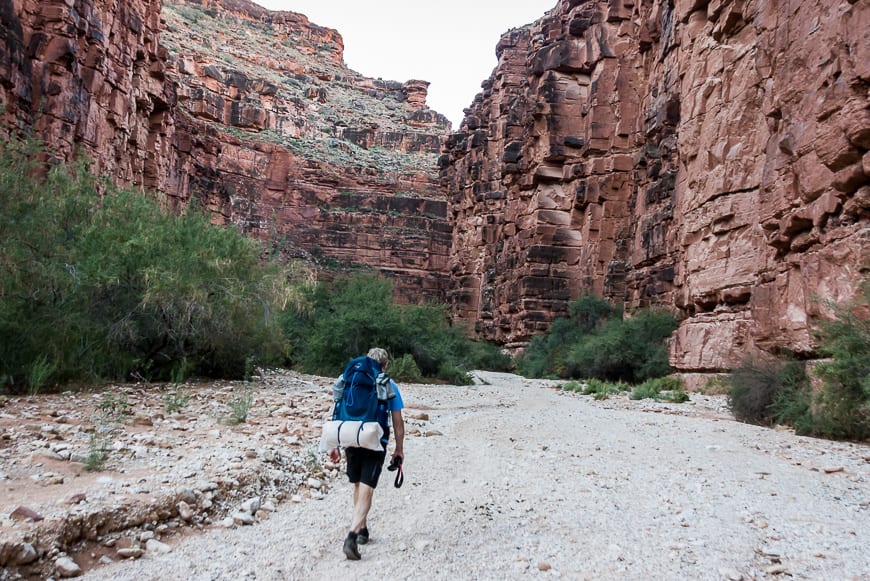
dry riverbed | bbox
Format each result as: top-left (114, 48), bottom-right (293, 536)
top-left (1, 371), bottom-right (868, 580)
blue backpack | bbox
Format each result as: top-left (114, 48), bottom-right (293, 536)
top-left (333, 356), bottom-right (384, 423)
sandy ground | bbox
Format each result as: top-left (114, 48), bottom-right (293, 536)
top-left (73, 371), bottom-right (870, 581)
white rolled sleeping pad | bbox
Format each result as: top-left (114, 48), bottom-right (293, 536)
top-left (320, 420), bottom-right (384, 452)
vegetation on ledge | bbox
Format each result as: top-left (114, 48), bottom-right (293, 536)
top-left (162, 2), bottom-right (447, 177)
top-left (0, 141), bottom-right (504, 393)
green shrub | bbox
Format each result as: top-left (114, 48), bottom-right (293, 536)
top-left (772, 369), bottom-right (814, 433)
top-left (98, 391), bottom-right (130, 421)
top-left (390, 354), bottom-right (422, 382)
top-left (163, 387), bottom-right (191, 414)
top-left (805, 282), bottom-right (870, 440)
top-left (657, 376), bottom-right (690, 403)
top-left (729, 358), bottom-right (807, 426)
top-left (731, 353), bottom-right (868, 440)
top-left (0, 139), bottom-right (293, 391)
top-left (282, 273), bottom-right (402, 372)
top-left (515, 333), bottom-right (554, 378)
top-left (84, 390), bottom-right (130, 471)
top-left (581, 378), bottom-right (607, 396)
top-left (244, 356), bottom-right (257, 383)
top-left (437, 362), bottom-right (472, 385)
top-left (562, 380), bottom-right (583, 392)
top-left (631, 376), bottom-right (689, 402)
top-left (79, 190), bottom-right (291, 381)
top-left (170, 358), bottom-right (195, 385)
top-left (580, 378), bottom-right (628, 400)
top-left (282, 273), bottom-right (509, 382)
top-left (225, 388), bottom-right (254, 425)
top-left (698, 375), bottom-right (732, 395)
top-left (84, 430), bottom-right (113, 472)
top-left (663, 390), bottom-right (690, 403)
top-left (517, 294), bottom-right (678, 383)
top-left (728, 361), bottom-right (777, 425)
top-left (27, 355), bottom-right (55, 396)
top-left (729, 281), bottom-right (869, 441)
top-left (568, 294), bottom-right (617, 333)
top-left (630, 382), bottom-right (658, 401)
top-left (455, 333), bottom-right (512, 373)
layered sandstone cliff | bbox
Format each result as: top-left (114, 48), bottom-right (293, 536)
top-left (160, 1), bottom-right (451, 298)
top-left (0, 0), bottom-right (176, 189)
top-left (442, 0), bottom-right (869, 370)
top-left (0, 0), bottom-right (451, 301)
top-left (3, 0), bottom-right (867, 369)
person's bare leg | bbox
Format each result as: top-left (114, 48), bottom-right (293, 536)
top-left (350, 483), bottom-right (374, 533)
top-left (343, 483), bottom-right (374, 560)
top-left (351, 483), bottom-right (368, 531)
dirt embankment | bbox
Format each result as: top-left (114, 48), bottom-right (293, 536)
top-left (0, 371), bottom-right (342, 578)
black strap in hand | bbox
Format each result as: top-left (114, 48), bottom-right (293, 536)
top-left (387, 456), bottom-right (404, 488)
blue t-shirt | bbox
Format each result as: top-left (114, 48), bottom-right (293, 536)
top-left (377, 380), bottom-right (403, 446)
top-left (387, 380), bottom-right (404, 411)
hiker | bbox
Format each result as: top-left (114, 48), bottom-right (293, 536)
top-left (327, 347), bottom-right (405, 560)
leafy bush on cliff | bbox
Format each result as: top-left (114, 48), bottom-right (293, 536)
top-left (517, 294), bottom-right (678, 383)
top-left (0, 140), bottom-right (291, 392)
top-left (809, 282), bottom-right (870, 439)
top-left (281, 273), bottom-right (510, 383)
top-left (729, 280), bottom-right (870, 441)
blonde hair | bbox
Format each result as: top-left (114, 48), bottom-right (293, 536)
top-left (366, 347), bottom-right (390, 367)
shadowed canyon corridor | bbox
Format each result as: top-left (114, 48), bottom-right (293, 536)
top-left (0, 0), bottom-right (868, 578)
top-left (76, 372), bottom-right (869, 580)
top-left (1, 0), bottom-right (866, 373)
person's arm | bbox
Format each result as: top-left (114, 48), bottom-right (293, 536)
top-left (390, 409), bottom-right (404, 463)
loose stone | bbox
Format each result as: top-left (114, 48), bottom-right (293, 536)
top-left (55, 556), bottom-right (82, 578)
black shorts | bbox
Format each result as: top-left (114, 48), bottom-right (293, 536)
top-left (345, 447), bottom-right (387, 488)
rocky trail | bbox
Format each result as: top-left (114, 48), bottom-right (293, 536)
top-left (2, 371), bottom-right (869, 580)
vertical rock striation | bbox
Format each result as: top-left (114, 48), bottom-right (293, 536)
top-left (442, 0), bottom-right (869, 369)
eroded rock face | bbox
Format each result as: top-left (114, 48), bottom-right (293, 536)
top-left (442, 0), bottom-right (869, 368)
top-left (0, 0), bottom-right (176, 191)
top-left (170, 118), bottom-right (451, 298)
top-left (0, 0), bottom-right (451, 303)
top-left (160, 0), bottom-right (452, 300)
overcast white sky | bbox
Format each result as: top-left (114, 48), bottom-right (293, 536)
top-left (254, 0), bottom-right (556, 128)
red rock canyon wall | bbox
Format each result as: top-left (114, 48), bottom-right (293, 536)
top-left (0, 0), bottom-right (176, 190)
top-left (3, 0), bottom-right (867, 370)
top-left (0, 0), bottom-right (451, 302)
top-left (442, 0), bottom-right (869, 370)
